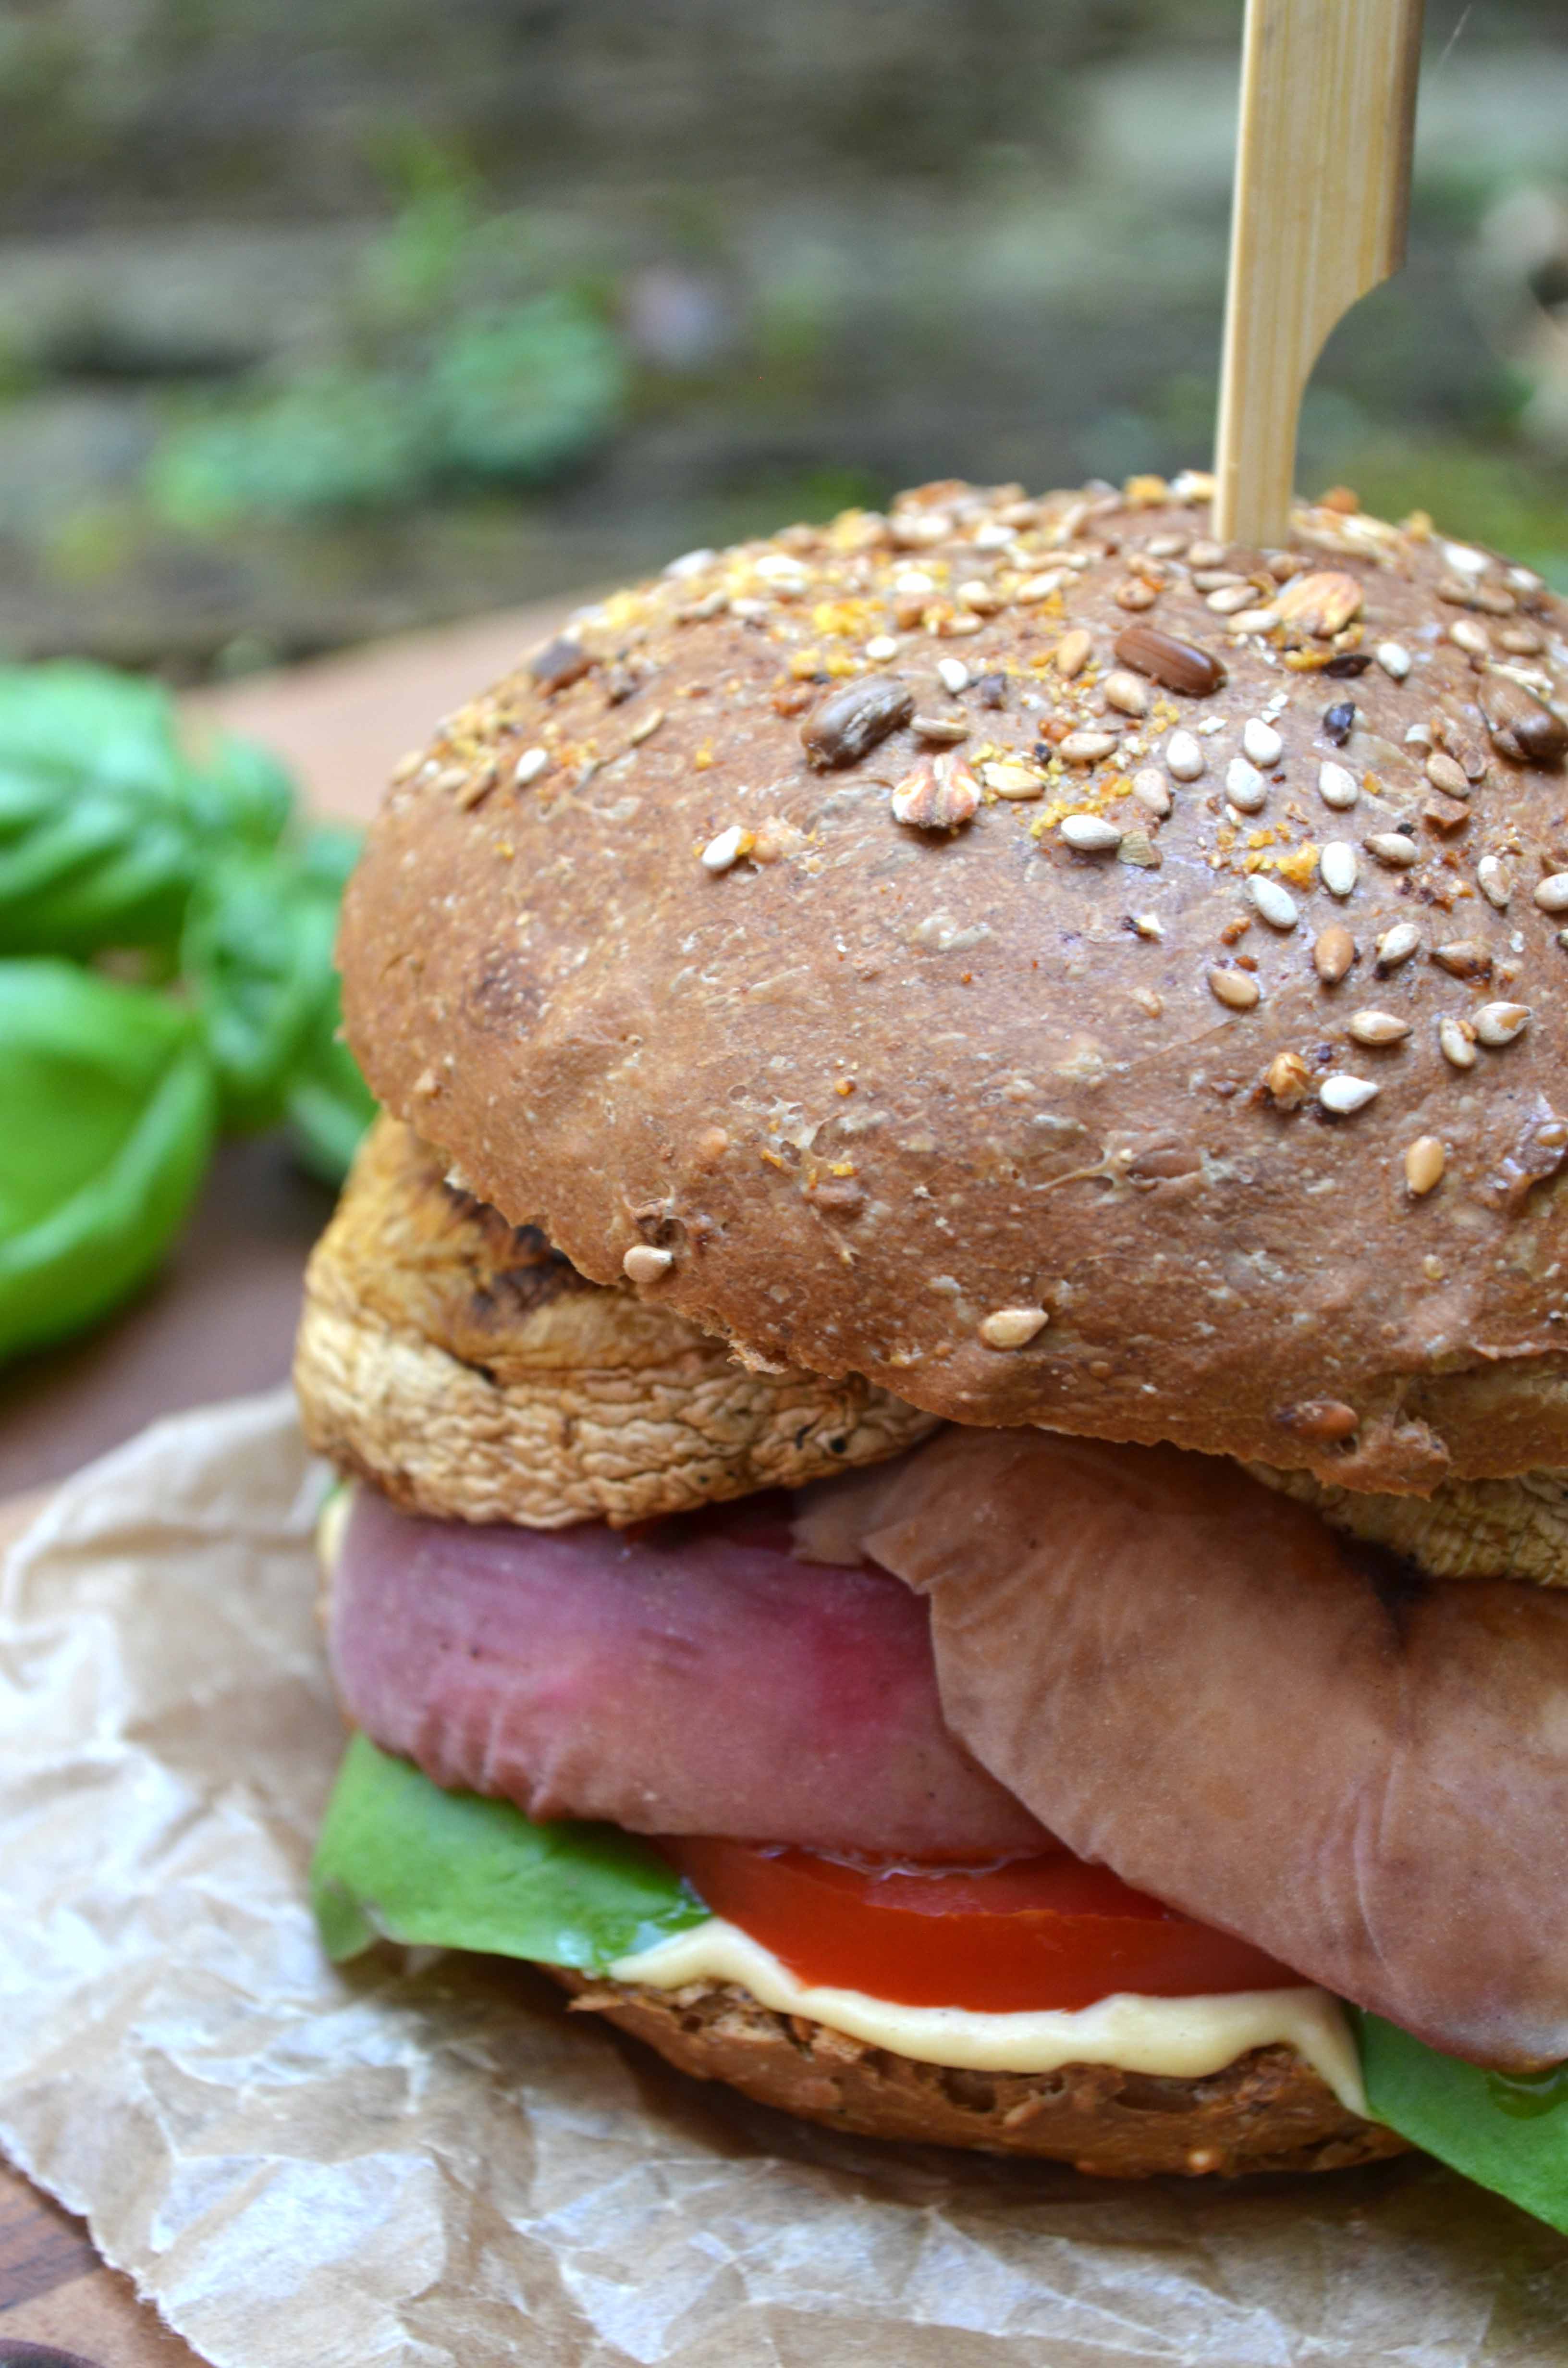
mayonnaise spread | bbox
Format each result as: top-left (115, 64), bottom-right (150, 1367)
top-left (609, 1919), bottom-right (1366, 2114)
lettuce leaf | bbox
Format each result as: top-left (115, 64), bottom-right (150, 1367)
top-left (1357, 2011), bottom-right (1568, 2232)
top-left (311, 1734), bottom-right (709, 1970)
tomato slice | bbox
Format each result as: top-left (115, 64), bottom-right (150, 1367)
top-left (659, 1837), bottom-right (1301, 2012)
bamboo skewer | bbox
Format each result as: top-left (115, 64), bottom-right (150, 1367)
top-left (1212, 0), bottom-right (1425, 549)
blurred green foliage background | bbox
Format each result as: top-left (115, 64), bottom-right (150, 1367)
top-left (0, 0), bottom-right (1564, 675)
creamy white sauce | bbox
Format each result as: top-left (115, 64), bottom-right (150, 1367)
top-left (610, 1918), bottom-right (1367, 2115)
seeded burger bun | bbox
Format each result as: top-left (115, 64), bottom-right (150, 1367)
top-left (336, 473), bottom-right (1568, 1501)
top-left (302, 473), bottom-right (1568, 2183)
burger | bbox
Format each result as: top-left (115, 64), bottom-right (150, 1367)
top-left (296, 472), bottom-right (1568, 2213)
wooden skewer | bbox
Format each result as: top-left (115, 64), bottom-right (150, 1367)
top-left (1212, 0), bottom-right (1425, 549)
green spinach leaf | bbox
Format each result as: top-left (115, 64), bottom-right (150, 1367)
top-left (1358, 2010), bottom-right (1568, 2232)
top-left (312, 1734), bottom-right (709, 1970)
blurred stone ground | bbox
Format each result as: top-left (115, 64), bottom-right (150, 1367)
top-left (0, 4), bottom-right (1564, 672)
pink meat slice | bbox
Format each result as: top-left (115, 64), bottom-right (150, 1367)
top-left (808, 1428), bottom-right (1568, 2073)
top-left (330, 1480), bottom-right (1052, 1860)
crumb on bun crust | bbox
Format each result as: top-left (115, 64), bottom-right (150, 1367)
top-left (555, 1969), bottom-right (1408, 2178)
top-left (339, 475), bottom-right (1568, 1493)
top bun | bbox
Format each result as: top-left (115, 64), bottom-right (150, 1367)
top-left (339, 474), bottom-right (1568, 1495)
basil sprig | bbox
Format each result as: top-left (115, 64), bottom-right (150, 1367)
top-left (0, 660), bottom-right (377, 1366)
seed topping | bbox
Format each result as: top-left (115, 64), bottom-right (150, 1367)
top-left (1321, 842), bottom-right (1358, 898)
top-left (1054, 629), bottom-right (1092, 678)
top-left (1477, 855), bottom-right (1512, 909)
top-left (1432, 940), bottom-right (1491, 980)
top-left (1225, 757), bottom-right (1268, 812)
top-left (623, 1245), bottom-right (675, 1283)
top-left (1376, 641), bottom-right (1412, 680)
top-left (1319, 1073), bottom-right (1380, 1116)
top-left (1375, 923), bottom-right (1421, 971)
top-left (1347, 1009), bottom-right (1410, 1046)
top-left (1318, 761), bottom-right (1359, 810)
top-left (1018, 571), bottom-right (1071, 605)
top-left (1263, 1050), bottom-right (1312, 1107)
top-left (1276, 1398), bottom-right (1360, 1441)
top-left (1315, 924), bottom-right (1356, 983)
top-left (700, 825), bottom-right (751, 873)
top-left (1059, 729), bottom-right (1121, 764)
top-left (1425, 751), bottom-right (1472, 799)
top-left (1102, 670), bottom-right (1151, 717)
top-left (1439, 1016), bottom-right (1478, 1070)
top-left (1114, 624), bottom-right (1226, 697)
top-left (979, 1306), bottom-right (1050, 1350)
top-left (1165, 730), bottom-right (1205, 781)
top-left (1474, 1001), bottom-right (1531, 1048)
top-left (801, 674), bottom-right (914, 768)
top-left (1365, 832), bottom-right (1421, 870)
top-left (1131, 768), bottom-right (1172, 816)
top-left (1248, 875), bottom-right (1299, 930)
top-left (1208, 966), bottom-right (1261, 1011)
top-left (1480, 678), bottom-right (1568, 766)
top-left (1405, 1137), bottom-right (1446, 1196)
top-left (1060, 813), bottom-right (1124, 852)
top-left (1276, 572), bottom-right (1363, 636)
top-left (529, 635), bottom-right (591, 692)
top-left (514, 745), bottom-right (551, 787)
top-left (981, 761), bottom-right (1045, 800)
top-left (1533, 873), bottom-right (1568, 914)
top-left (1242, 718), bottom-right (1283, 766)
top-left (891, 752), bottom-right (981, 830)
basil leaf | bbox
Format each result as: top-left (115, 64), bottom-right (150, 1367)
top-left (183, 833), bottom-right (348, 1135)
top-left (283, 1026), bottom-right (378, 1187)
top-left (0, 960), bottom-right (216, 1361)
top-left (0, 662), bottom-right (293, 959)
top-left (188, 730), bottom-right (296, 851)
top-left (311, 1734), bottom-right (709, 1970)
top-left (1357, 2011), bottom-right (1568, 2232)
top-left (181, 822), bottom-right (374, 1174)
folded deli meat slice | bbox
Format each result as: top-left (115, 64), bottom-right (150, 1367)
top-left (814, 1430), bottom-right (1568, 2073)
top-left (330, 1482), bottom-right (1050, 1860)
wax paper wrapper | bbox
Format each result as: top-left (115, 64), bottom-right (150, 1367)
top-left (2, 1391), bottom-right (1568, 2368)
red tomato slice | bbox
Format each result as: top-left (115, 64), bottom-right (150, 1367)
top-left (659, 1837), bottom-right (1301, 2012)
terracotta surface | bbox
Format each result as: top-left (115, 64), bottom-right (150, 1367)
top-left (0, 597), bottom-right (569, 2359)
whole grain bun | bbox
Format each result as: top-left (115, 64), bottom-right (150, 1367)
top-left (295, 1113), bottom-right (937, 1527)
top-left (553, 1970), bottom-right (1407, 2178)
top-left (339, 475), bottom-right (1568, 1494)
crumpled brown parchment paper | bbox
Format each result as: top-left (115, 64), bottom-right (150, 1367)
top-left (2, 1390), bottom-right (1568, 2368)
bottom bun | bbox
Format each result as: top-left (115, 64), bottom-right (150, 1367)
top-left (554, 1971), bottom-right (1408, 2179)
